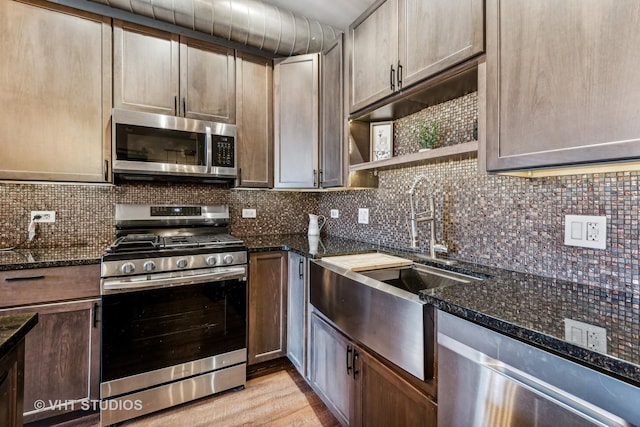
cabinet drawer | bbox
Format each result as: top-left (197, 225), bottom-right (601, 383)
top-left (0, 265), bottom-right (100, 308)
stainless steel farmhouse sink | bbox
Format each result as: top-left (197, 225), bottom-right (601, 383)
top-left (309, 258), bottom-right (485, 381)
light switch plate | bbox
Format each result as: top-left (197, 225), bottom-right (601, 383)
top-left (358, 208), bottom-right (369, 224)
top-left (564, 215), bottom-right (606, 249)
top-left (242, 208), bottom-right (256, 218)
top-left (330, 209), bottom-right (339, 218)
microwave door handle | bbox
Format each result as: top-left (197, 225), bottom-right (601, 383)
top-left (206, 126), bottom-right (212, 173)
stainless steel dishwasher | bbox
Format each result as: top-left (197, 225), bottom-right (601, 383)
top-left (437, 311), bottom-right (639, 427)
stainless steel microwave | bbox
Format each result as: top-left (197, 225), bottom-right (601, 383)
top-left (112, 109), bottom-right (236, 181)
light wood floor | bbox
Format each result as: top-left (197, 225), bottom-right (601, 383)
top-left (114, 365), bottom-right (340, 427)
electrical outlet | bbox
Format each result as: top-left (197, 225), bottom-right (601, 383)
top-left (564, 215), bottom-right (606, 249)
top-left (330, 209), bottom-right (339, 219)
top-left (242, 208), bottom-right (256, 218)
top-left (31, 210), bottom-right (56, 223)
top-left (564, 318), bottom-right (607, 354)
top-left (358, 208), bottom-right (369, 224)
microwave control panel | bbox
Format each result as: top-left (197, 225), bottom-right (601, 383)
top-left (212, 135), bottom-right (235, 167)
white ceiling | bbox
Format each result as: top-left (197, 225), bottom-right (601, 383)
top-left (261, 0), bottom-right (378, 30)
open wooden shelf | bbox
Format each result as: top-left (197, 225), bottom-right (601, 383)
top-left (349, 140), bottom-right (478, 172)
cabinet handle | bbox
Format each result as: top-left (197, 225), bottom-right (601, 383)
top-left (346, 345), bottom-right (352, 375)
top-left (318, 169), bottom-right (323, 185)
top-left (298, 258), bottom-right (304, 279)
top-left (390, 64), bottom-right (395, 91)
top-left (93, 302), bottom-right (99, 328)
top-left (174, 96), bottom-right (178, 115)
top-left (353, 348), bottom-right (359, 379)
top-left (0, 370), bottom-right (8, 387)
top-left (183, 97), bottom-right (186, 117)
top-left (397, 61), bottom-right (403, 90)
top-left (5, 275), bottom-right (45, 282)
top-left (237, 167), bottom-right (242, 185)
top-left (313, 169), bottom-right (317, 187)
top-left (104, 160), bottom-right (109, 182)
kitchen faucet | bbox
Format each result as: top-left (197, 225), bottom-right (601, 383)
top-left (408, 175), bottom-right (450, 261)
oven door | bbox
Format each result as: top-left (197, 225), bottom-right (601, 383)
top-left (100, 268), bottom-right (246, 398)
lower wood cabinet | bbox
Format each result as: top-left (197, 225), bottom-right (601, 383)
top-left (286, 252), bottom-right (307, 375)
top-left (248, 251), bottom-right (288, 365)
top-left (0, 265), bottom-right (100, 423)
top-left (310, 312), bottom-right (437, 426)
top-left (0, 339), bottom-right (25, 427)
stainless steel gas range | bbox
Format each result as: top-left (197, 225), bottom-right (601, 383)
top-left (100, 204), bottom-right (247, 425)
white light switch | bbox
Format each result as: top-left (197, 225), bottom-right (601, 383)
top-left (564, 215), bottom-right (606, 249)
top-left (242, 208), bottom-right (256, 218)
top-left (358, 208), bottom-right (369, 224)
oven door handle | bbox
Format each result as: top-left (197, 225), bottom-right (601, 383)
top-left (102, 266), bottom-right (247, 293)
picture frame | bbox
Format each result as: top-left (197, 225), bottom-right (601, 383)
top-left (370, 121), bottom-right (393, 161)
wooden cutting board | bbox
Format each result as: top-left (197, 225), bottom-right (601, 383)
top-left (321, 253), bottom-right (413, 272)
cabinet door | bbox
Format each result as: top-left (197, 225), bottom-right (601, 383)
top-left (0, 0), bottom-right (111, 183)
top-left (356, 348), bottom-right (437, 427)
top-left (236, 52), bottom-right (273, 188)
top-left (113, 20), bottom-right (179, 116)
top-left (349, 0), bottom-right (398, 113)
top-left (180, 37), bottom-right (236, 123)
top-left (398, 0), bottom-right (483, 88)
top-left (287, 253), bottom-right (307, 375)
top-left (248, 252), bottom-right (288, 365)
top-left (309, 313), bottom-right (354, 426)
top-left (320, 36), bottom-right (345, 188)
top-left (0, 340), bottom-right (24, 427)
top-left (274, 54), bottom-right (319, 188)
top-left (486, 0), bottom-right (640, 171)
top-left (0, 300), bottom-right (100, 423)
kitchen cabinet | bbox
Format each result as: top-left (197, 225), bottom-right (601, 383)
top-left (349, 0), bottom-right (483, 113)
top-left (286, 252), bottom-right (307, 376)
top-left (320, 36), bottom-right (345, 188)
top-left (0, 0), bottom-right (112, 183)
top-left (274, 38), bottom-right (345, 189)
top-left (309, 313), bottom-right (436, 426)
top-left (0, 339), bottom-right (25, 427)
top-left (485, 0), bottom-right (640, 171)
top-left (114, 21), bottom-right (235, 123)
top-left (0, 265), bottom-right (100, 424)
top-left (274, 54), bottom-right (319, 188)
top-left (236, 52), bottom-right (273, 188)
top-left (248, 252), bottom-right (288, 365)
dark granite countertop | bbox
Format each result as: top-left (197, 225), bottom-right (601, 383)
top-left (243, 234), bottom-right (381, 258)
top-left (0, 313), bottom-right (38, 360)
top-left (0, 247), bottom-right (102, 271)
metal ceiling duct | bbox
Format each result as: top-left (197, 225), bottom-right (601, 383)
top-left (87, 0), bottom-right (341, 55)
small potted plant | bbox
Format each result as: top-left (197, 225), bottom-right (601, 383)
top-left (418, 120), bottom-right (440, 151)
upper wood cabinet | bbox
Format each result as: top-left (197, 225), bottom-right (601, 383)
top-left (485, 0), bottom-right (640, 171)
top-left (274, 38), bottom-right (345, 189)
top-left (320, 36), bottom-right (345, 188)
top-left (274, 54), bottom-right (320, 188)
top-left (0, 0), bottom-right (112, 183)
top-left (350, 0), bottom-right (484, 113)
top-left (114, 21), bottom-right (236, 123)
top-left (236, 52), bottom-right (273, 188)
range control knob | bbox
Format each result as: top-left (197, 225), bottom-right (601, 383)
top-left (205, 256), bottom-right (218, 266)
top-left (176, 259), bottom-right (188, 269)
top-left (143, 261), bottom-right (156, 272)
top-left (223, 254), bottom-right (234, 265)
top-left (121, 262), bottom-right (136, 274)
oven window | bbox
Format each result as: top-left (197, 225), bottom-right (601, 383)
top-left (101, 280), bottom-right (246, 382)
top-left (115, 123), bottom-right (206, 166)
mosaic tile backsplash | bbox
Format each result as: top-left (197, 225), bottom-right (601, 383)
top-left (0, 182), bottom-right (319, 251)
